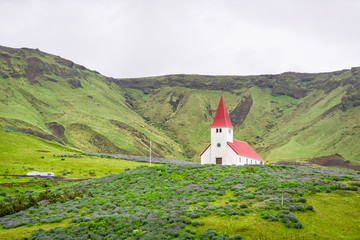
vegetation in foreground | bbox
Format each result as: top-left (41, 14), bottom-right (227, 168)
top-left (0, 164), bottom-right (359, 239)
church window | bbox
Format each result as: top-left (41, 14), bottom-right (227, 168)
top-left (219, 128), bottom-right (222, 133)
top-left (228, 129), bottom-right (231, 134)
top-left (216, 128), bottom-right (218, 133)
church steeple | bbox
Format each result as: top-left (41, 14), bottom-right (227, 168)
top-left (211, 94), bottom-right (234, 129)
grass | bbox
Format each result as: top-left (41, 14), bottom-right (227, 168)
top-left (128, 84), bottom-right (360, 163)
top-left (0, 132), bottom-right (160, 178)
top-left (0, 180), bottom-right (70, 201)
top-left (0, 47), bottom-right (186, 159)
top-left (0, 219), bottom-right (72, 240)
top-left (0, 162), bottom-right (359, 239)
top-left (1, 46), bottom-right (360, 163)
top-left (192, 191), bottom-right (360, 239)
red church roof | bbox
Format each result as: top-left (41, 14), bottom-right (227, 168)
top-left (200, 144), bottom-right (211, 156)
top-left (211, 94), bottom-right (234, 128)
top-left (227, 140), bottom-right (264, 161)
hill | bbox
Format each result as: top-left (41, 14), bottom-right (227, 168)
top-left (1, 45), bottom-right (360, 163)
top-left (0, 164), bottom-right (359, 239)
top-left (0, 45), bottom-right (185, 159)
top-left (0, 132), bottom-right (157, 177)
top-left (116, 69), bottom-right (360, 163)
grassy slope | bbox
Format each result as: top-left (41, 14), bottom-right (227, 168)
top-left (0, 219), bottom-right (72, 240)
top-left (194, 191), bottom-right (360, 239)
top-left (2, 192), bottom-right (359, 240)
top-left (0, 132), bottom-right (158, 178)
top-left (1, 46), bottom-right (359, 163)
top-left (126, 79), bottom-right (360, 163)
top-left (1, 164), bottom-right (359, 239)
top-left (0, 47), bottom-right (185, 159)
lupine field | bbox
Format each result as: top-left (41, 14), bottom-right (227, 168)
top-left (0, 164), bottom-right (359, 239)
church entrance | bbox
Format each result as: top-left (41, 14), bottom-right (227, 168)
top-left (216, 158), bottom-right (222, 164)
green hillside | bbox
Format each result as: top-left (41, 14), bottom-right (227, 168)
top-left (1, 45), bottom-right (360, 163)
top-left (0, 132), bottom-right (157, 177)
top-left (0, 46), bottom-right (185, 159)
top-left (117, 71), bottom-right (360, 163)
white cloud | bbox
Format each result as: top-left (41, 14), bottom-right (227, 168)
top-left (0, 0), bottom-right (359, 78)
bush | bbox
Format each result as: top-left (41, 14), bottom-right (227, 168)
top-left (306, 205), bottom-right (314, 211)
top-left (239, 204), bottom-right (247, 209)
top-left (0, 191), bottom-right (6, 197)
top-left (294, 204), bottom-right (305, 212)
top-left (349, 186), bottom-right (358, 191)
top-left (294, 222), bottom-right (303, 229)
top-left (231, 234), bottom-right (242, 239)
top-left (244, 194), bottom-right (255, 199)
top-left (297, 197), bottom-right (307, 203)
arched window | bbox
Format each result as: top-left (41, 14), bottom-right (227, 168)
top-left (219, 128), bottom-right (222, 133)
top-left (216, 128), bottom-right (218, 133)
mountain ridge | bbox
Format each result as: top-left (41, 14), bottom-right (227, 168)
top-left (0, 45), bottom-right (359, 163)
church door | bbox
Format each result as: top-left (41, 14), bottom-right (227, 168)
top-left (216, 158), bottom-right (222, 164)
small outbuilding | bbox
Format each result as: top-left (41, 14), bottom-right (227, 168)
top-left (26, 171), bottom-right (55, 177)
top-left (201, 94), bottom-right (264, 165)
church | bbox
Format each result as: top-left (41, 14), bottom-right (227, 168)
top-left (200, 94), bottom-right (264, 165)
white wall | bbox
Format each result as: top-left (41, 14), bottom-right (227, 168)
top-left (210, 126), bottom-right (233, 164)
top-left (200, 147), bottom-right (211, 164)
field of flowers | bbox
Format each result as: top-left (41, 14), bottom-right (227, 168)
top-left (0, 164), bottom-right (359, 239)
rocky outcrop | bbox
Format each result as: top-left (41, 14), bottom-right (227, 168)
top-left (229, 95), bottom-right (253, 126)
top-left (55, 57), bottom-right (74, 68)
top-left (67, 79), bottom-right (83, 88)
top-left (48, 122), bottom-right (65, 139)
top-left (26, 57), bottom-right (45, 83)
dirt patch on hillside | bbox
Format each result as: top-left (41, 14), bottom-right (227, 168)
top-left (308, 154), bottom-right (360, 171)
top-left (26, 57), bottom-right (45, 83)
top-left (67, 79), bottom-right (83, 88)
top-left (229, 95), bottom-right (253, 126)
top-left (48, 122), bottom-right (65, 139)
top-left (110, 120), bottom-right (169, 158)
top-left (68, 123), bottom-right (126, 154)
top-left (20, 128), bottom-right (63, 144)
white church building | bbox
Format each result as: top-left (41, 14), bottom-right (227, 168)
top-left (200, 94), bottom-right (264, 165)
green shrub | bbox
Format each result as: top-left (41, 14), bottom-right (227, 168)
top-left (349, 186), bottom-right (358, 191)
top-left (294, 203), bottom-right (305, 212)
top-left (240, 203), bottom-right (248, 209)
top-left (191, 220), bottom-right (199, 227)
top-left (297, 197), bottom-right (307, 203)
top-left (294, 222), bottom-right (303, 229)
top-left (306, 205), bottom-right (314, 211)
top-left (231, 234), bottom-right (242, 239)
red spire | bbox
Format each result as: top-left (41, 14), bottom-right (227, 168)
top-left (211, 94), bottom-right (234, 128)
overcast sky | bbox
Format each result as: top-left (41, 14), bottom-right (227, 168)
top-left (1, 0), bottom-right (360, 78)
